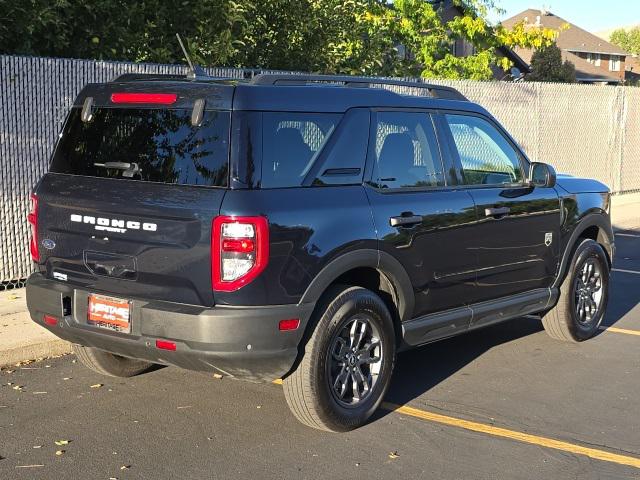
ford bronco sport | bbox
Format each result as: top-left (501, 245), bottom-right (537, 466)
top-left (26, 73), bottom-right (614, 432)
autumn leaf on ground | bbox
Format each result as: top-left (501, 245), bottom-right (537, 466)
top-left (388, 451), bottom-right (400, 459)
top-left (120, 465), bottom-right (131, 470)
top-left (54, 440), bottom-right (70, 446)
top-left (213, 373), bottom-right (223, 379)
top-left (90, 384), bottom-right (103, 389)
top-left (55, 450), bottom-right (65, 456)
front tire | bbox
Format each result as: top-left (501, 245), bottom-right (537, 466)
top-left (73, 344), bottom-right (154, 377)
top-left (542, 239), bottom-right (609, 342)
top-left (283, 286), bottom-right (396, 432)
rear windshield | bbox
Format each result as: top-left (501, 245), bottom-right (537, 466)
top-left (50, 108), bottom-right (230, 187)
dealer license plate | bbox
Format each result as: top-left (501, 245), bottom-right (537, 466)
top-left (87, 294), bottom-right (131, 333)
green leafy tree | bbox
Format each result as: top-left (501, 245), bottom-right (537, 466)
top-left (610, 27), bottom-right (640, 56)
top-left (0, 0), bottom-right (248, 65)
top-left (0, 0), bottom-right (558, 80)
top-left (526, 43), bottom-right (576, 83)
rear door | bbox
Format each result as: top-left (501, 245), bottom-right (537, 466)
top-left (438, 112), bottom-right (561, 303)
top-left (34, 84), bottom-right (232, 306)
top-left (365, 110), bottom-right (478, 319)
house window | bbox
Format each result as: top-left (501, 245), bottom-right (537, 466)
top-left (587, 53), bottom-right (593, 64)
top-left (610, 56), bottom-right (621, 72)
top-left (594, 53), bottom-right (601, 66)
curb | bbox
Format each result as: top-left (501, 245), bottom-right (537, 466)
top-left (0, 339), bottom-right (72, 368)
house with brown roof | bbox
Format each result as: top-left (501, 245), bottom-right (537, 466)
top-left (502, 9), bottom-right (629, 84)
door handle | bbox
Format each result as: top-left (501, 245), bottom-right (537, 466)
top-left (484, 206), bottom-right (511, 218)
top-left (389, 214), bottom-right (422, 227)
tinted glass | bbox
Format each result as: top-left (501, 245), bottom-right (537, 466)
top-left (372, 111), bottom-right (444, 189)
top-left (51, 108), bottom-right (230, 187)
top-left (261, 112), bottom-right (341, 188)
top-left (445, 114), bottom-right (523, 186)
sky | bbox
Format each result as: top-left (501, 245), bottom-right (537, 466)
top-left (492, 1), bottom-right (640, 34)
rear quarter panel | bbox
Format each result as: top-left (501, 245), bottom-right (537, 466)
top-left (216, 186), bottom-right (376, 306)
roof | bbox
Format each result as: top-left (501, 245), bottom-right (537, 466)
top-left (74, 75), bottom-right (489, 115)
top-left (501, 9), bottom-right (628, 83)
top-left (509, 48), bottom-right (623, 82)
top-left (502, 9), bottom-right (628, 56)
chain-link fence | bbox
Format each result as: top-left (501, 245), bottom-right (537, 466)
top-left (2, 54), bottom-right (640, 286)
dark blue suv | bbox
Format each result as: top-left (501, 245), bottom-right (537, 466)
top-left (26, 74), bottom-right (614, 431)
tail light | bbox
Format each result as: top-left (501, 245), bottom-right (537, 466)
top-left (212, 216), bottom-right (269, 292)
top-left (27, 194), bottom-right (39, 262)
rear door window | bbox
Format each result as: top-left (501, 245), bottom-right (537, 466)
top-left (261, 112), bottom-right (341, 188)
top-left (50, 108), bottom-right (230, 187)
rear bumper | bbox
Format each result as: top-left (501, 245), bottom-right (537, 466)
top-left (26, 273), bottom-right (314, 381)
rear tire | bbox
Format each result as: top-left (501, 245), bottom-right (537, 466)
top-left (283, 285), bottom-right (396, 432)
top-left (73, 344), bottom-right (153, 377)
top-left (542, 239), bottom-right (609, 342)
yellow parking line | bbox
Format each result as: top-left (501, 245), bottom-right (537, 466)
top-left (273, 377), bottom-right (640, 469)
top-left (599, 326), bottom-right (640, 336)
top-left (382, 402), bottom-right (640, 469)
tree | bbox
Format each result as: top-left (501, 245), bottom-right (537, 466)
top-left (0, 0), bottom-right (248, 66)
top-left (610, 27), bottom-right (640, 56)
top-left (0, 0), bottom-right (558, 80)
top-left (526, 43), bottom-right (576, 83)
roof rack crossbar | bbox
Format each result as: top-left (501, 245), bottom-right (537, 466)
top-left (250, 74), bottom-right (467, 101)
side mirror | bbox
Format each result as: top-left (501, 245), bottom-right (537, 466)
top-left (529, 162), bottom-right (556, 188)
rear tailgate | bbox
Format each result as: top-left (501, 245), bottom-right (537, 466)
top-left (32, 81), bottom-right (233, 306)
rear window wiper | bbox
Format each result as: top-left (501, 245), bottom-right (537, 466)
top-left (93, 162), bottom-right (141, 178)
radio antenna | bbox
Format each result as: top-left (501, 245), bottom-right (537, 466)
top-left (176, 33), bottom-right (198, 78)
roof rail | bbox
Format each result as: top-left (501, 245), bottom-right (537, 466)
top-left (250, 74), bottom-right (468, 101)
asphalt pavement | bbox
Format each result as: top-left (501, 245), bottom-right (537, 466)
top-left (1, 229), bottom-right (639, 480)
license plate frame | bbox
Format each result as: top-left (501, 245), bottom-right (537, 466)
top-left (87, 294), bottom-right (131, 334)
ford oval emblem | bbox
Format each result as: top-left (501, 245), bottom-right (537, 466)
top-left (42, 239), bottom-right (56, 250)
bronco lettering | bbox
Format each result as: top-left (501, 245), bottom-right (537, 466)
top-left (70, 214), bottom-right (157, 233)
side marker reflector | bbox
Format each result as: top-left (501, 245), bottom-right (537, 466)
top-left (43, 315), bottom-right (58, 326)
top-left (156, 340), bottom-right (177, 351)
top-left (279, 319), bottom-right (300, 331)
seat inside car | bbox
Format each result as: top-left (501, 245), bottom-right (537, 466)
top-left (377, 132), bottom-right (418, 188)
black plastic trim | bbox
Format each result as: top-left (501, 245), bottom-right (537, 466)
top-left (402, 287), bottom-right (558, 348)
top-left (26, 273), bottom-right (314, 381)
top-left (298, 249), bottom-right (415, 321)
top-left (552, 212), bottom-right (614, 288)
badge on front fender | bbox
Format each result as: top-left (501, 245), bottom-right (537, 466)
top-left (545, 232), bottom-right (553, 247)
